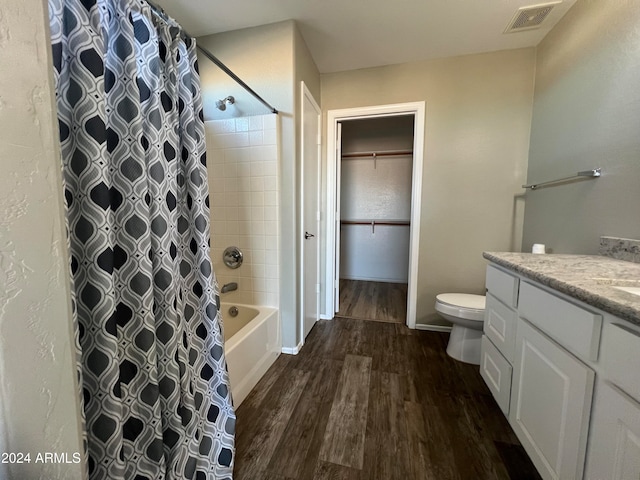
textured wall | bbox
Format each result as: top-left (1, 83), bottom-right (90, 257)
top-left (322, 48), bottom-right (536, 327)
top-left (522, 0), bottom-right (640, 253)
top-left (0, 0), bottom-right (84, 478)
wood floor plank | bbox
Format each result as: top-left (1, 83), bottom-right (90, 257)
top-left (312, 460), bottom-right (360, 480)
top-left (266, 359), bottom-right (343, 478)
top-left (318, 354), bottom-right (372, 469)
top-left (404, 401), bottom-right (440, 480)
top-left (359, 371), bottom-right (411, 480)
top-left (234, 368), bottom-right (310, 480)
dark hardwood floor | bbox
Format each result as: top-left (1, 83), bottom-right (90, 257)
top-left (337, 280), bottom-right (408, 324)
top-left (233, 318), bottom-right (541, 480)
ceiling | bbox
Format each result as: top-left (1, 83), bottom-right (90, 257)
top-left (153, 0), bottom-right (577, 74)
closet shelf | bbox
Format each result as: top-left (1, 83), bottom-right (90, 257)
top-left (341, 219), bottom-right (410, 225)
top-left (341, 149), bottom-right (413, 159)
top-left (341, 219), bottom-right (410, 234)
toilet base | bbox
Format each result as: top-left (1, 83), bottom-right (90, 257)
top-left (446, 325), bottom-right (482, 365)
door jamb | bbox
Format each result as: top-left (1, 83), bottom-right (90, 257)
top-left (326, 102), bottom-right (425, 329)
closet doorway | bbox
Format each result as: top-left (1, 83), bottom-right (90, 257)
top-left (326, 102), bottom-right (425, 328)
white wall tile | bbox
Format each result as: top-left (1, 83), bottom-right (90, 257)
top-left (263, 114), bottom-right (277, 129)
top-left (251, 206), bottom-right (264, 221)
top-left (263, 176), bottom-right (277, 191)
top-left (251, 161), bottom-right (266, 177)
top-left (223, 163), bottom-right (237, 178)
top-left (264, 236), bottom-right (278, 251)
top-left (223, 178), bottom-right (239, 193)
top-left (250, 177), bottom-right (264, 192)
top-left (264, 191), bottom-right (278, 206)
top-left (264, 206), bottom-right (278, 221)
top-left (207, 148), bottom-right (225, 164)
top-left (217, 132), bottom-right (250, 149)
top-left (263, 128), bottom-right (277, 146)
top-left (249, 115), bottom-right (263, 131)
top-left (264, 221), bottom-right (278, 236)
top-left (207, 114), bottom-right (280, 308)
top-left (249, 130), bottom-right (264, 146)
top-left (235, 117), bottom-right (249, 132)
top-left (251, 191), bottom-right (265, 206)
top-left (238, 206), bottom-right (252, 221)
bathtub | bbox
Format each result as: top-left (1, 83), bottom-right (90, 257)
top-left (221, 303), bottom-right (280, 407)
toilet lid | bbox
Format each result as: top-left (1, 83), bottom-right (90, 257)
top-left (436, 293), bottom-right (486, 311)
top-left (435, 293), bottom-right (486, 321)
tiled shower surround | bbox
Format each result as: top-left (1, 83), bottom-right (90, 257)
top-left (205, 114), bottom-right (280, 306)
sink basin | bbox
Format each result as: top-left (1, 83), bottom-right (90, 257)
top-left (614, 286), bottom-right (640, 297)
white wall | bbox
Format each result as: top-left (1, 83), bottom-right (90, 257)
top-left (322, 48), bottom-right (536, 327)
top-left (522, 0), bottom-right (640, 252)
top-left (0, 0), bottom-right (85, 478)
top-left (206, 114), bottom-right (280, 307)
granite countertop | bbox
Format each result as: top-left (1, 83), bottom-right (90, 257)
top-left (483, 252), bottom-right (640, 326)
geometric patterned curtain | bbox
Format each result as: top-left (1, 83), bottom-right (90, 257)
top-left (48, 0), bottom-right (235, 478)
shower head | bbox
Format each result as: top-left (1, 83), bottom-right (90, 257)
top-left (215, 95), bottom-right (235, 111)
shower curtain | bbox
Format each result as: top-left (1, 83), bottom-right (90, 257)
top-left (49, 0), bottom-right (235, 478)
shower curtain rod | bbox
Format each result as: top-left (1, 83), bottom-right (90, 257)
top-left (146, 0), bottom-right (279, 115)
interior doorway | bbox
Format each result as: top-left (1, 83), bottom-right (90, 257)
top-left (325, 102), bottom-right (426, 328)
top-left (336, 116), bottom-right (414, 323)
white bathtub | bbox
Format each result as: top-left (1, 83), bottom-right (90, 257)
top-left (221, 303), bottom-right (280, 407)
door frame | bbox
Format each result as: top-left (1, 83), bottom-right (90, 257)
top-left (299, 81), bottom-right (322, 348)
top-left (326, 102), bottom-right (425, 329)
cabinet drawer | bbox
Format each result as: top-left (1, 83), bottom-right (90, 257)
top-left (486, 265), bottom-right (519, 308)
top-left (518, 282), bottom-right (602, 362)
top-left (600, 322), bottom-right (640, 402)
top-left (484, 293), bottom-right (517, 362)
top-left (480, 335), bottom-right (512, 415)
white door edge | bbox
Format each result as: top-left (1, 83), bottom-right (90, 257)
top-left (299, 81), bottom-right (322, 347)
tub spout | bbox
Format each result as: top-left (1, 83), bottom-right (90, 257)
top-left (221, 282), bottom-right (238, 294)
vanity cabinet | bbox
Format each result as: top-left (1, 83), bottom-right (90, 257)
top-left (510, 317), bottom-right (594, 480)
top-left (584, 321), bottom-right (640, 480)
top-left (481, 261), bottom-right (640, 480)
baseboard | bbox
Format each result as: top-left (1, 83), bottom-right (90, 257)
top-left (281, 341), bottom-right (304, 355)
top-left (319, 314), bottom-right (333, 320)
top-left (415, 324), bottom-right (452, 333)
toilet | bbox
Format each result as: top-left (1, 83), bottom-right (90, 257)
top-left (435, 293), bottom-right (486, 365)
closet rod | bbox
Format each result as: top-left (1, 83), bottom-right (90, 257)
top-left (341, 149), bottom-right (413, 159)
top-left (146, 0), bottom-right (278, 114)
top-left (341, 220), bottom-right (410, 226)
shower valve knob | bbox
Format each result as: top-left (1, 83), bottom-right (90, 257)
top-left (305, 232), bottom-right (315, 239)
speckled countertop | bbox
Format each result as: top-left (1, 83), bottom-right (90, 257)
top-left (483, 252), bottom-right (640, 326)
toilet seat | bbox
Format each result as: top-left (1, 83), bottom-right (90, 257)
top-left (435, 293), bottom-right (485, 321)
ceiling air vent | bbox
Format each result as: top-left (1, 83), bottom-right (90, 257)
top-left (504, 2), bottom-right (561, 33)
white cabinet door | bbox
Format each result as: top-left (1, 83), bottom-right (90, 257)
top-left (509, 318), bottom-right (595, 480)
top-left (585, 381), bottom-right (640, 480)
